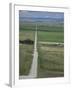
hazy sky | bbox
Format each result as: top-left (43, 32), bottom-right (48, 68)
top-left (19, 10), bottom-right (64, 19)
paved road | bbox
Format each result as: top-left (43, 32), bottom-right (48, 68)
top-left (19, 24), bottom-right (38, 79)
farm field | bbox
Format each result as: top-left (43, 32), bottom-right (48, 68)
top-left (37, 44), bottom-right (64, 78)
top-left (37, 26), bottom-right (64, 78)
top-left (19, 11), bottom-right (64, 79)
top-left (19, 23), bottom-right (64, 78)
top-left (38, 31), bottom-right (64, 42)
top-left (19, 30), bottom-right (34, 75)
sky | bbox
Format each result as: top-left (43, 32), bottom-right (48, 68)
top-left (19, 10), bottom-right (64, 22)
top-left (19, 10), bottom-right (64, 18)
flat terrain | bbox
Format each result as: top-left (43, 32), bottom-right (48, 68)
top-left (38, 31), bottom-right (64, 42)
top-left (19, 23), bottom-right (64, 78)
top-left (37, 44), bottom-right (64, 78)
top-left (19, 31), bottom-right (34, 75)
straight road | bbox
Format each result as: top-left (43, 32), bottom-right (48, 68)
top-left (19, 24), bottom-right (38, 79)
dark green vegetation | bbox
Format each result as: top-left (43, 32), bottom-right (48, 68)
top-left (37, 24), bottom-right (64, 32)
top-left (19, 23), bottom-right (35, 31)
top-left (19, 30), bottom-right (34, 75)
top-left (38, 31), bottom-right (64, 42)
top-left (20, 23), bottom-right (64, 32)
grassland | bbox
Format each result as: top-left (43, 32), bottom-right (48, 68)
top-left (19, 30), bottom-right (34, 75)
top-left (37, 24), bottom-right (64, 32)
top-left (37, 44), bottom-right (64, 78)
top-left (20, 23), bottom-right (64, 32)
top-left (37, 24), bottom-right (64, 78)
top-left (19, 23), bottom-right (64, 78)
top-left (19, 44), bottom-right (34, 75)
top-left (38, 31), bottom-right (64, 42)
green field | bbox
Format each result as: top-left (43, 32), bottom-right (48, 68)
top-left (37, 24), bottom-right (64, 32)
top-left (19, 23), bottom-right (64, 78)
top-left (19, 23), bottom-right (64, 43)
top-left (38, 31), bottom-right (64, 42)
top-left (20, 23), bottom-right (64, 32)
